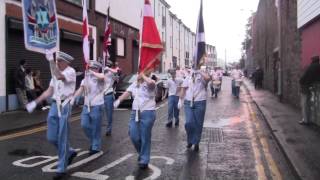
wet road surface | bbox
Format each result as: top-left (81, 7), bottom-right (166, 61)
top-left (0, 77), bottom-right (298, 180)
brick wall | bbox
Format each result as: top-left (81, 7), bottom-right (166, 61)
top-left (253, 0), bottom-right (301, 107)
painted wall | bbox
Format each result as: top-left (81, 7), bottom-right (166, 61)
top-left (297, 0), bottom-right (320, 28)
top-left (0, 0), bottom-right (6, 112)
top-left (301, 18), bottom-right (320, 68)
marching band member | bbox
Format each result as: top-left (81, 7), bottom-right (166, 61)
top-left (210, 67), bottom-right (221, 98)
top-left (26, 51), bottom-right (77, 179)
top-left (71, 61), bottom-right (104, 155)
top-left (231, 66), bottom-right (243, 98)
top-left (165, 69), bottom-right (183, 127)
top-left (103, 60), bottom-right (118, 136)
top-left (114, 70), bottom-right (156, 169)
top-left (179, 68), bottom-right (210, 151)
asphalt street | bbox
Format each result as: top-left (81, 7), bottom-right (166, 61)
top-left (0, 77), bottom-right (298, 180)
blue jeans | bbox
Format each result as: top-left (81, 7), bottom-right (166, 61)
top-left (104, 94), bottom-right (114, 133)
top-left (168, 95), bottom-right (179, 123)
top-left (129, 110), bottom-right (156, 164)
top-left (232, 80), bottom-right (240, 97)
top-left (47, 102), bottom-right (75, 173)
top-left (81, 105), bottom-right (103, 151)
top-left (184, 100), bottom-right (206, 145)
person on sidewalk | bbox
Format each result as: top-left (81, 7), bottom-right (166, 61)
top-left (113, 70), bottom-right (156, 169)
top-left (299, 56), bottom-right (320, 125)
top-left (103, 60), bottom-right (118, 136)
top-left (25, 68), bottom-right (37, 102)
top-left (25, 51), bottom-right (78, 179)
top-left (164, 69), bottom-right (183, 127)
top-left (71, 61), bottom-right (104, 155)
top-left (15, 59), bottom-right (28, 109)
top-left (179, 69), bottom-right (210, 151)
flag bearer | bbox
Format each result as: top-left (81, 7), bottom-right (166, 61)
top-left (179, 69), bottom-right (210, 151)
top-left (71, 61), bottom-right (104, 155)
top-left (26, 51), bottom-right (77, 179)
top-left (165, 69), bottom-right (183, 127)
top-left (114, 70), bottom-right (156, 169)
top-left (103, 60), bottom-right (118, 136)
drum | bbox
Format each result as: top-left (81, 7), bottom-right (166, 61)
top-left (235, 79), bottom-right (242, 87)
top-left (212, 80), bottom-right (221, 89)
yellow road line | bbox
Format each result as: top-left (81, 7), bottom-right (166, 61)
top-left (0, 115), bottom-right (80, 142)
top-left (245, 103), bottom-right (267, 180)
top-left (247, 103), bottom-right (283, 180)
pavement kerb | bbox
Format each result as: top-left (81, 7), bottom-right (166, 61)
top-left (242, 80), bottom-right (302, 180)
top-left (0, 109), bottom-right (82, 136)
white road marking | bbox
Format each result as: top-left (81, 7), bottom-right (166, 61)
top-left (150, 156), bottom-right (174, 165)
top-left (72, 153), bottom-right (134, 180)
top-left (42, 150), bottom-right (103, 173)
top-left (12, 156), bottom-right (58, 168)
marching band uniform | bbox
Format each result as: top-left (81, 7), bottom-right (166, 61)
top-left (26, 51), bottom-right (77, 179)
top-left (114, 73), bottom-right (156, 169)
top-left (104, 61), bottom-right (116, 136)
top-left (210, 69), bottom-right (221, 98)
top-left (181, 70), bottom-right (210, 151)
top-left (231, 68), bottom-right (243, 98)
top-left (74, 61), bottom-right (104, 155)
top-left (165, 70), bottom-right (183, 127)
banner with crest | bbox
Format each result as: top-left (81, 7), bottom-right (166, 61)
top-left (22, 0), bottom-right (59, 54)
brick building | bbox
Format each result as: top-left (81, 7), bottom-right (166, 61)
top-left (0, 0), bottom-right (139, 111)
top-left (252, 0), bottom-right (300, 107)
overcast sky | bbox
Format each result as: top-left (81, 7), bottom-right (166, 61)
top-left (165, 0), bottom-right (259, 63)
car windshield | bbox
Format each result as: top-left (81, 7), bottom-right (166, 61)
top-left (123, 74), bottom-right (137, 83)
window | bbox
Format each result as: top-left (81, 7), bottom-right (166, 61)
top-left (65, 0), bottom-right (90, 8)
top-left (116, 37), bottom-right (125, 57)
top-left (158, 3), bottom-right (161, 16)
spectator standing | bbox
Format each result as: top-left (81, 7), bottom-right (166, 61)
top-left (25, 68), bottom-right (37, 102)
top-left (299, 56), bottom-right (320, 125)
top-left (15, 59), bottom-right (28, 108)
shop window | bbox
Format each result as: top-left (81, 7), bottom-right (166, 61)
top-left (116, 37), bottom-right (125, 57)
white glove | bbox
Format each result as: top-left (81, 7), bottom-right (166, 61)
top-left (70, 97), bottom-right (75, 106)
top-left (26, 101), bottom-right (37, 113)
top-left (178, 98), bottom-right (184, 109)
top-left (104, 66), bottom-right (111, 71)
top-left (113, 99), bottom-right (120, 108)
top-left (45, 49), bottom-right (54, 61)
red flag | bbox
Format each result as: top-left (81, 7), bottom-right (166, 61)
top-left (139, 0), bottom-right (163, 73)
top-left (82, 0), bottom-right (90, 68)
top-left (103, 7), bottom-right (112, 61)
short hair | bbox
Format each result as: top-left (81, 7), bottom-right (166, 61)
top-left (25, 68), bottom-right (31, 74)
top-left (20, 59), bottom-right (26, 65)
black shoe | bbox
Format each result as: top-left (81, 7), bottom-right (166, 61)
top-left (105, 131), bottom-right (111, 136)
top-left (53, 173), bottom-right (66, 180)
top-left (139, 163), bottom-right (149, 169)
top-left (68, 151), bottom-right (77, 165)
top-left (166, 122), bottom-right (172, 128)
top-left (194, 144), bottom-right (199, 152)
top-left (89, 150), bottom-right (100, 156)
top-left (175, 121), bottom-right (179, 126)
top-left (186, 143), bottom-right (192, 149)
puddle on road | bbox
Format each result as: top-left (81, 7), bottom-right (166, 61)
top-left (203, 116), bottom-right (243, 128)
top-left (8, 149), bottom-right (43, 156)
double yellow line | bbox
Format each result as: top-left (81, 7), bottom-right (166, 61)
top-left (246, 102), bottom-right (282, 180)
top-left (0, 115), bottom-right (81, 142)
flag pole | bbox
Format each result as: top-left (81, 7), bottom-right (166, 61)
top-left (137, 0), bottom-right (145, 75)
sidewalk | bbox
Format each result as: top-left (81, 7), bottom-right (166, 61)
top-left (0, 107), bottom-right (81, 135)
top-left (243, 79), bottom-right (320, 180)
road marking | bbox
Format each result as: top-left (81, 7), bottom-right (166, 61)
top-left (72, 153), bottom-right (134, 179)
top-left (42, 150), bottom-right (103, 173)
top-left (0, 115), bottom-right (80, 141)
top-left (247, 104), bottom-right (283, 180)
top-left (13, 156), bottom-right (58, 168)
top-left (245, 103), bottom-right (267, 180)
